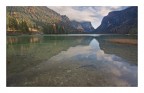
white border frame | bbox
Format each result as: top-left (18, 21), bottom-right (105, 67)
top-left (1, 0), bottom-right (144, 93)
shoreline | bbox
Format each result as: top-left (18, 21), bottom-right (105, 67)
top-left (107, 39), bottom-right (137, 45)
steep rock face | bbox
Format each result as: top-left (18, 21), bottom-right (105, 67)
top-left (71, 21), bottom-right (84, 32)
top-left (94, 6), bottom-right (138, 34)
top-left (71, 21), bottom-right (94, 32)
top-left (61, 15), bottom-right (77, 32)
top-left (80, 21), bottom-right (94, 32)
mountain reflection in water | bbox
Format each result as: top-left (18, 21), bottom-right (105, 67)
top-left (7, 35), bottom-right (137, 86)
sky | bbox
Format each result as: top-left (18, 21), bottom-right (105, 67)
top-left (48, 6), bottom-right (129, 28)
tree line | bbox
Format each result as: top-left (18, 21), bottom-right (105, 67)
top-left (7, 16), bottom-right (30, 33)
top-left (42, 23), bottom-right (68, 34)
top-left (7, 15), bottom-right (70, 34)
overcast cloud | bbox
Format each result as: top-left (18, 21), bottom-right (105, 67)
top-left (48, 6), bottom-right (128, 28)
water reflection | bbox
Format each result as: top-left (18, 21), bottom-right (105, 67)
top-left (30, 37), bottom-right (40, 43)
top-left (96, 35), bottom-right (137, 65)
top-left (7, 36), bottom-right (42, 44)
top-left (7, 35), bottom-right (137, 86)
top-left (89, 38), bottom-right (100, 51)
top-left (44, 38), bottom-right (137, 86)
top-left (7, 37), bottom-right (18, 44)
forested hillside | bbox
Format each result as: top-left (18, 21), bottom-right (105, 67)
top-left (6, 6), bottom-right (79, 34)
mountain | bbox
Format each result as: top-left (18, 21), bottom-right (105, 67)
top-left (6, 6), bottom-right (79, 34)
top-left (71, 21), bottom-right (84, 32)
top-left (6, 6), bottom-right (95, 34)
top-left (80, 21), bottom-right (94, 32)
top-left (7, 6), bottom-right (61, 26)
top-left (71, 20), bottom-right (94, 32)
top-left (94, 6), bottom-right (138, 34)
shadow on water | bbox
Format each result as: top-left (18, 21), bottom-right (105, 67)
top-left (7, 35), bottom-right (137, 86)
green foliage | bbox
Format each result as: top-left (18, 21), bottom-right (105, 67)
top-left (7, 15), bottom-right (30, 33)
top-left (19, 20), bottom-right (29, 33)
top-left (7, 6), bottom-right (62, 27)
top-left (56, 24), bottom-right (66, 34)
top-left (7, 16), bottom-right (19, 30)
top-left (42, 24), bottom-right (53, 34)
top-left (42, 23), bottom-right (68, 34)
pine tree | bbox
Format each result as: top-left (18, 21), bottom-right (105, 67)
top-left (19, 20), bottom-right (29, 33)
top-left (7, 16), bottom-right (19, 31)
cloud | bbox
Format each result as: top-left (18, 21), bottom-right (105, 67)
top-left (48, 6), bottom-right (128, 28)
top-left (98, 6), bottom-right (127, 16)
top-left (48, 6), bottom-right (97, 21)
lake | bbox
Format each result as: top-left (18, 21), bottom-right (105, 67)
top-left (7, 34), bottom-right (137, 86)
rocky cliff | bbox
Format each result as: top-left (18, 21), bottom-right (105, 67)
top-left (94, 6), bottom-right (138, 34)
top-left (71, 21), bottom-right (94, 32)
top-left (80, 21), bottom-right (94, 32)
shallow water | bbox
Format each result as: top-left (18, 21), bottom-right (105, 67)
top-left (7, 34), bottom-right (137, 86)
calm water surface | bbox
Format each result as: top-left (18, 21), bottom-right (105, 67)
top-left (7, 34), bottom-right (137, 86)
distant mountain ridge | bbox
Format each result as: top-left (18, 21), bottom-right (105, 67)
top-left (94, 6), bottom-right (138, 34)
top-left (71, 20), bottom-right (94, 32)
top-left (80, 21), bottom-right (94, 32)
